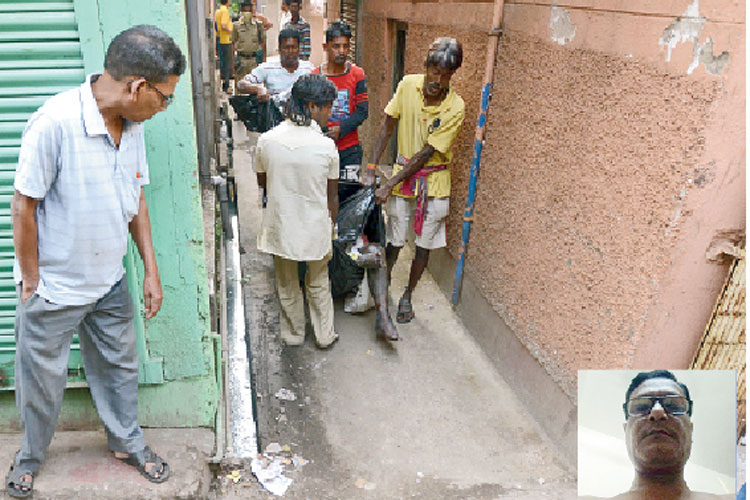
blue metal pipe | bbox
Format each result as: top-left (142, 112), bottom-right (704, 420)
top-left (452, 2), bottom-right (505, 305)
top-left (452, 84), bottom-right (492, 304)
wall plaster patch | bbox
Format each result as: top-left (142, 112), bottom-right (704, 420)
top-left (658, 0), bottom-right (728, 75)
top-left (688, 38), bottom-right (730, 75)
top-left (549, 5), bottom-right (576, 45)
top-left (659, 0), bottom-right (706, 62)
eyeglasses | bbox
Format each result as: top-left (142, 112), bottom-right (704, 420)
top-left (143, 80), bottom-right (175, 106)
top-left (129, 79), bottom-right (175, 106)
top-left (623, 395), bottom-right (693, 418)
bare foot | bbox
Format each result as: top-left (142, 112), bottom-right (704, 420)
top-left (376, 312), bottom-right (399, 341)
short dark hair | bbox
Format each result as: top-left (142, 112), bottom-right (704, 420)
top-left (240, 0), bottom-right (253, 8)
top-left (278, 28), bottom-right (301, 46)
top-left (286, 73), bottom-right (337, 126)
top-left (325, 20), bottom-right (352, 43)
top-left (284, 0), bottom-right (301, 6)
top-left (104, 25), bottom-right (186, 82)
top-left (624, 370), bottom-right (692, 418)
top-left (424, 37), bottom-right (463, 72)
top-left (220, 0), bottom-right (229, 5)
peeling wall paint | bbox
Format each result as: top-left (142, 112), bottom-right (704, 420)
top-left (549, 5), bottom-right (576, 46)
top-left (688, 37), bottom-right (730, 75)
top-left (659, 0), bottom-right (706, 62)
top-left (658, 0), bottom-right (729, 75)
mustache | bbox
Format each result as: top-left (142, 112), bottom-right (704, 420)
top-left (426, 82), bottom-right (444, 93)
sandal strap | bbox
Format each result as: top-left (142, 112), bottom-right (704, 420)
top-left (131, 446), bottom-right (166, 476)
top-left (7, 466), bottom-right (33, 487)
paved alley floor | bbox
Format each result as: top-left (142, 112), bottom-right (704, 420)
top-left (220, 123), bottom-right (577, 500)
top-left (0, 428), bottom-right (214, 500)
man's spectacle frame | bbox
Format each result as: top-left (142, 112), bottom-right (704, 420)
top-left (623, 395), bottom-right (693, 419)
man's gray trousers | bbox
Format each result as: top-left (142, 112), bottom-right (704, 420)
top-left (13, 277), bottom-right (145, 474)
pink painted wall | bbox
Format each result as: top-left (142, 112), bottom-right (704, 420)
top-left (359, 0), bottom-right (745, 398)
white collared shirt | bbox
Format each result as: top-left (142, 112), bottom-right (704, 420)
top-left (14, 74), bottom-right (149, 305)
top-left (255, 119), bottom-right (338, 261)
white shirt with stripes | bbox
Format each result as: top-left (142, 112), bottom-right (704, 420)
top-left (14, 74), bottom-right (149, 306)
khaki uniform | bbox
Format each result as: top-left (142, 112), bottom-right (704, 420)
top-left (232, 15), bottom-right (265, 81)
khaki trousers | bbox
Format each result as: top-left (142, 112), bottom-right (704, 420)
top-left (274, 256), bottom-right (336, 347)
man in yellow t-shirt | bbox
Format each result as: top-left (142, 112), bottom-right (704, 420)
top-left (362, 37), bottom-right (465, 329)
top-left (215, 0), bottom-right (233, 92)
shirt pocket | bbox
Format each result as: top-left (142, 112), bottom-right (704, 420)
top-left (114, 165), bottom-right (141, 221)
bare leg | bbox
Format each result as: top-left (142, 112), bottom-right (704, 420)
top-left (368, 266), bottom-right (398, 340)
top-left (403, 246), bottom-right (430, 300)
top-left (385, 243), bottom-right (401, 284)
top-left (396, 246), bottom-right (429, 323)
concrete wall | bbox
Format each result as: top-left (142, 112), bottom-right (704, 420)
top-left (359, 0), bottom-right (745, 402)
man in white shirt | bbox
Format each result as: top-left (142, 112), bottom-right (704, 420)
top-left (255, 74), bottom-right (339, 348)
top-left (7, 25), bottom-right (183, 497)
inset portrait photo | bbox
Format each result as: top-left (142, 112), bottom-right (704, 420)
top-left (578, 369), bottom-right (736, 499)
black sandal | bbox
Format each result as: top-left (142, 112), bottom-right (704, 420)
top-left (116, 446), bottom-right (170, 483)
top-left (396, 296), bottom-right (415, 324)
top-left (6, 464), bottom-right (33, 498)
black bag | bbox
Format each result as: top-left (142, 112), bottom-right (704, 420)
top-left (228, 95), bottom-right (283, 133)
top-left (329, 187), bottom-right (376, 298)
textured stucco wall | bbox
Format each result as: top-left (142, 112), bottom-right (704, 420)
top-left (360, 0), bottom-right (745, 399)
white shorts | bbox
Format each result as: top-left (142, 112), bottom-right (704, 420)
top-left (385, 196), bottom-right (449, 250)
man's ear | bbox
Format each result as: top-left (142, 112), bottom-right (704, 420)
top-left (127, 78), bottom-right (146, 101)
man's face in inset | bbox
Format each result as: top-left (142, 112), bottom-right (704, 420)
top-left (624, 378), bottom-right (693, 476)
top-left (324, 36), bottom-right (350, 67)
top-left (423, 64), bottom-right (455, 98)
top-left (279, 36), bottom-right (300, 69)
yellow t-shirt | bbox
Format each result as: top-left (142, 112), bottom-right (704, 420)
top-left (384, 74), bottom-right (465, 198)
top-left (215, 5), bottom-right (233, 45)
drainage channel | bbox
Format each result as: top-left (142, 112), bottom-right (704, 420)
top-left (215, 178), bottom-right (259, 461)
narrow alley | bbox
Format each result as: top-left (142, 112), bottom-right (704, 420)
top-left (210, 121), bottom-right (577, 499)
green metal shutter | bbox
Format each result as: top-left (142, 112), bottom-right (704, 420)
top-left (0, 0), bottom-right (87, 389)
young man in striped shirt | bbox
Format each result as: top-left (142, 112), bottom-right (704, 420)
top-left (282, 0), bottom-right (311, 61)
top-left (238, 28), bottom-right (314, 107)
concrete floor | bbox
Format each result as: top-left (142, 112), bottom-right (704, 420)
top-left (0, 428), bottom-right (214, 500)
top-left (217, 123), bottom-right (577, 499)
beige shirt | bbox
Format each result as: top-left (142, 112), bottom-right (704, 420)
top-left (255, 119), bottom-right (339, 261)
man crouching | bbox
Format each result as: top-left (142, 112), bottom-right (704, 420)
top-left (255, 74), bottom-right (340, 349)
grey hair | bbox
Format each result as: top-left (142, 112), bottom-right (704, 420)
top-left (104, 25), bottom-right (186, 82)
top-left (285, 73), bottom-right (337, 126)
top-left (424, 37), bottom-right (463, 72)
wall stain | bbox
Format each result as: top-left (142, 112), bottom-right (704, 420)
top-left (549, 5), bottom-right (576, 46)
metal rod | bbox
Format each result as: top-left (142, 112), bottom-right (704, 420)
top-left (452, 0), bottom-right (506, 305)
